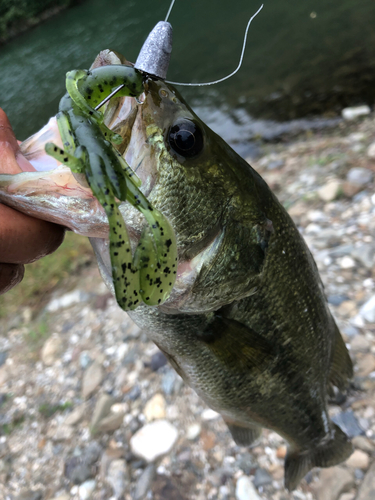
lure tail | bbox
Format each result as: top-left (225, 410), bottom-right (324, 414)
top-left (284, 424), bottom-right (353, 490)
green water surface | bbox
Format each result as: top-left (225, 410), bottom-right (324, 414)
top-left (0, 0), bottom-right (374, 143)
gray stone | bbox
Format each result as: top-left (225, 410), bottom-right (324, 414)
top-left (0, 351), bottom-right (8, 367)
top-left (350, 335), bottom-right (370, 352)
top-left (16, 491), bottom-right (43, 500)
top-left (121, 346), bottom-right (138, 365)
top-left (64, 456), bottom-right (93, 484)
top-left (346, 167), bottom-right (373, 185)
top-left (64, 403), bottom-right (87, 426)
top-left (342, 325), bottom-right (359, 337)
top-left (328, 295), bottom-right (349, 306)
top-left (360, 295), bottom-right (375, 323)
top-left (161, 369), bottom-right (178, 396)
top-left (152, 474), bottom-right (188, 499)
top-left (143, 393), bottom-right (166, 421)
top-left (354, 469), bottom-right (365, 480)
top-left (237, 452), bottom-right (257, 476)
top-left (106, 459), bottom-right (129, 498)
top-left (125, 385), bottom-right (141, 401)
top-left (95, 411), bottom-right (124, 434)
top-left (253, 467), bottom-right (272, 488)
top-left (357, 353), bottom-right (375, 377)
top-left (338, 495), bottom-right (355, 500)
top-left (235, 476), bottom-right (261, 500)
top-left (351, 244), bottom-right (375, 269)
top-left (46, 289), bottom-right (88, 312)
top-left (82, 361), bottom-right (104, 399)
top-left (356, 461), bottom-right (375, 500)
top-left (332, 410), bottom-right (365, 438)
top-left (293, 493), bottom-right (307, 500)
top-left (79, 351), bottom-right (92, 369)
top-left (0, 439), bottom-right (9, 459)
top-left (90, 393), bottom-right (115, 434)
top-left (367, 141), bottom-right (375, 159)
top-left (134, 464), bottom-right (156, 500)
top-left (150, 350), bottom-right (167, 371)
top-left (41, 333), bottom-right (63, 366)
top-left (352, 435), bottom-right (375, 453)
top-left (82, 441), bottom-right (102, 465)
top-left (318, 179), bottom-right (343, 202)
top-left (49, 423), bottom-right (74, 441)
top-left (219, 485), bottom-right (231, 500)
top-left (315, 467), bottom-right (354, 500)
top-left (130, 420), bottom-right (178, 462)
top-left (267, 159), bottom-right (284, 170)
top-left (345, 449), bottom-right (370, 469)
top-left (329, 244), bottom-right (355, 258)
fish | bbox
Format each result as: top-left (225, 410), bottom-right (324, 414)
top-left (0, 49), bottom-right (353, 490)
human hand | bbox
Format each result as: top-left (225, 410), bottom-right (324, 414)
top-left (0, 108), bottom-right (65, 295)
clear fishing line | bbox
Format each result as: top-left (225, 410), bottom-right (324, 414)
top-left (165, 0), bottom-right (176, 22)
top-left (166, 4), bottom-right (264, 87)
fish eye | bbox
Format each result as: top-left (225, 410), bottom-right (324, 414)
top-left (168, 119), bottom-right (204, 158)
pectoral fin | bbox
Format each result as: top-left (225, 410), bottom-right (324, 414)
top-left (329, 323), bottom-right (353, 392)
top-left (201, 314), bottom-right (276, 373)
top-left (223, 419), bottom-right (262, 446)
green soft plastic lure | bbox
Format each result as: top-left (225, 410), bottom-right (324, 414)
top-left (45, 64), bottom-right (177, 310)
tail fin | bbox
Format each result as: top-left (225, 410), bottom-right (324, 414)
top-left (284, 424), bottom-right (353, 490)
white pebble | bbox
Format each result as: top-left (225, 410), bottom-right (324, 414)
top-left (78, 480), bottom-right (96, 500)
top-left (360, 295), bottom-right (375, 323)
top-left (46, 290), bottom-right (85, 312)
top-left (338, 256), bottom-right (356, 269)
top-left (201, 409), bottom-right (220, 420)
top-left (130, 420), bottom-right (178, 462)
top-left (186, 423), bottom-right (201, 440)
top-left (342, 105), bottom-right (371, 120)
top-left (236, 476), bottom-right (261, 500)
top-left (367, 141), bottom-right (375, 159)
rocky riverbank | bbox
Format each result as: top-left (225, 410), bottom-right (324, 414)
top-left (1, 111), bottom-right (375, 500)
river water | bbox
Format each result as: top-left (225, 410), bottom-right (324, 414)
top-left (0, 0), bottom-right (374, 155)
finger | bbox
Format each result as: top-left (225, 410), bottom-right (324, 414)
top-left (0, 263), bottom-right (25, 295)
top-left (0, 204), bottom-right (65, 264)
top-left (0, 108), bottom-right (34, 173)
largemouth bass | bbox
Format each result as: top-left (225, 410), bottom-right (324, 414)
top-left (0, 50), bottom-right (353, 490)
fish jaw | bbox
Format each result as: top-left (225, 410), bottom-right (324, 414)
top-left (0, 167), bottom-right (109, 238)
top-left (20, 117), bottom-right (62, 172)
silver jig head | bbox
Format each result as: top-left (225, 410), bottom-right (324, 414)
top-left (134, 20), bottom-right (173, 80)
top-left (94, 0), bottom-right (175, 111)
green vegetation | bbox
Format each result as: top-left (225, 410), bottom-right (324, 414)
top-left (38, 400), bottom-right (73, 418)
top-left (24, 318), bottom-right (49, 349)
top-left (0, 0), bottom-right (82, 43)
top-left (0, 411), bottom-right (25, 435)
top-left (0, 231), bottom-right (94, 318)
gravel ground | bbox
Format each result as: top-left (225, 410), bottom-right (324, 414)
top-left (1, 112), bottom-right (375, 500)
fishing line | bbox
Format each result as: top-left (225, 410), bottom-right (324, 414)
top-left (166, 4), bottom-right (264, 87)
top-left (94, 2), bottom-right (264, 110)
top-left (165, 0), bottom-right (176, 22)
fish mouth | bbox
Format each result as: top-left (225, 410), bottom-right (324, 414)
top-left (1, 95), bottom-right (154, 240)
top-left (0, 91), bottom-right (221, 311)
